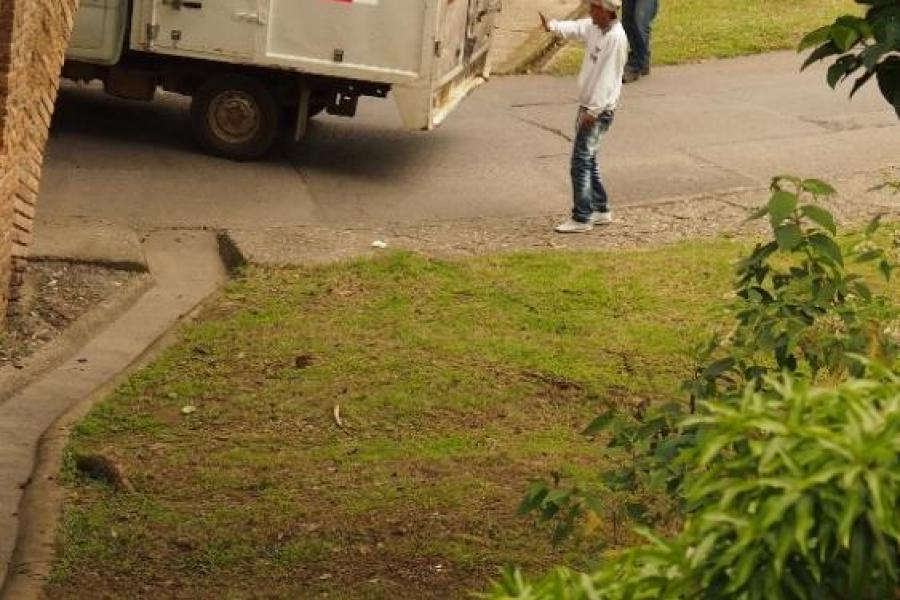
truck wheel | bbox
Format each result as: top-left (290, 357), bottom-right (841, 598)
top-left (191, 74), bottom-right (280, 161)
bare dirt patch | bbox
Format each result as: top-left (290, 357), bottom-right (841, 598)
top-left (0, 261), bottom-right (141, 370)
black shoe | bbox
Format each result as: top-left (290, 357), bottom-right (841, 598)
top-left (622, 69), bottom-right (641, 84)
top-left (641, 66), bottom-right (651, 76)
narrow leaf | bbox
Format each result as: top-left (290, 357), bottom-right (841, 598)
top-left (865, 213), bottom-right (882, 235)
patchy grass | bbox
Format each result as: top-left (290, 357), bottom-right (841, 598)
top-left (49, 242), bottom-right (751, 599)
top-left (545, 0), bottom-right (858, 75)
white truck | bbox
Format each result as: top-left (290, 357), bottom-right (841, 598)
top-left (64, 0), bottom-right (500, 160)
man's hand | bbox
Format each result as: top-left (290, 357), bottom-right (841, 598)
top-left (579, 111), bottom-right (598, 130)
top-left (539, 12), bottom-right (550, 32)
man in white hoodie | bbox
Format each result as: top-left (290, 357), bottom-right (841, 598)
top-left (540, 0), bottom-right (628, 233)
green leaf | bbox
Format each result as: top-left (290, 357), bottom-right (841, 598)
top-left (860, 42), bottom-right (890, 71)
top-left (795, 496), bottom-right (815, 555)
top-left (848, 524), bottom-right (869, 596)
top-left (808, 233), bottom-right (844, 266)
top-left (850, 69), bottom-right (877, 98)
top-left (876, 57), bottom-right (900, 117)
top-left (702, 357), bottom-right (735, 380)
top-left (854, 250), bottom-right (883, 263)
top-left (798, 25), bottom-right (833, 51)
top-left (771, 174), bottom-right (802, 190)
top-left (801, 41), bottom-right (841, 70)
top-left (865, 213), bottom-right (882, 235)
top-left (517, 481), bottom-right (550, 515)
top-left (851, 281), bottom-right (873, 301)
top-left (827, 57), bottom-right (859, 88)
top-left (582, 410), bottom-right (617, 436)
top-left (775, 224), bottom-right (803, 250)
top-left (800, 204), bottom-right (837, 234)
top-left (838, 491), bottom-right (862, 548)
top-left (768, 191), bottom-right (798, 224)
top-left (830, 24), bottom-right (861, 51)
top-left (873, 14), bottom-right (900, 47)
top-left (801, 179), bottom-right (837, 197)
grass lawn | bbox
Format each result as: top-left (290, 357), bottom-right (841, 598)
top-left (48, 242), bottom-right (745, 599)
top-left (546, 0), bottom-right (858, 75)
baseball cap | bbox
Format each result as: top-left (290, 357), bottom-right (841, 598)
top-left (585, 0), bottom-right (622, 10)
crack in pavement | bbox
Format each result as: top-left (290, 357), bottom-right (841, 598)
top-left (510, 100), bottom-right (576, 108)
top-left (797, 114), bottom-right (899, 133)
top-left (682, 149), bottom-right (760, 186)
top-left (513, 115), bottom-right (573, 142)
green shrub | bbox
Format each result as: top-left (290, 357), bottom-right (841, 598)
top-left (800, 0), bottom-right (900, 118)
top-left (488, 375), bottom-right (900, 599)
top-left (518, 178), bottom-right (898, 547)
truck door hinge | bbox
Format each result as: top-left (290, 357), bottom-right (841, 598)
top-left (434, 41), bottom-right (442, 57)
top-left (146, 23), bottom-right (160, 41)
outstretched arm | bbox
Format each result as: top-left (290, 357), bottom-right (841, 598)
top-left (542, 16), bottom-right (591, 42)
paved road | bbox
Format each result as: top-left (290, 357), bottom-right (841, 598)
top-left (39, 52), bottom-right (898, 232)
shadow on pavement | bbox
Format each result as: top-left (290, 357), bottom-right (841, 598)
top-left (52, 85), bottom-right (197, 155)
top-left (51, 85), bottom-right (434, 183)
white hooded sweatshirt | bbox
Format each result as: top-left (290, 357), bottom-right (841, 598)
top-left (547, 18), bottom-right (629, 116)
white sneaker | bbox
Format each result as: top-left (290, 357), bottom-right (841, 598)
top-left (554, 218), bottom-right (593, 233)
top-left (589, 211), bottom-right (613, 225)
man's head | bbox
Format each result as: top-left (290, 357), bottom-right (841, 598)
top-left (586, 0), bottom-right (620, 28)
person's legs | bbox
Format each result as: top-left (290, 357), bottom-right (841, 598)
top-left (569, 114), bottom-right (603, 223)
top-left (569, 110), bottom-right (611, 219)
top-left (635, 0), bottom-right (659, 74)
top-left (622, 0), bottom-right (640, 73)
top-left (589, 113), bottom-right (614, 214)
top-left (558, 110), bottom-right (613, 232)
top-left (624, 0), bottom-right (658, 75)
top-left (589, 157), bottom-right (609, 214)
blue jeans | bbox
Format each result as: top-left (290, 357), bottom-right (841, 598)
top-left (570, 109), bottom-right (613, 222)
top-left (623, 0), bottom-right (659, 72)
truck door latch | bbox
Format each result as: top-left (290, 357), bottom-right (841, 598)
top-left (163, 0), bottom-right (203, 8)
top-left (235, 11), bottom-right (266, 24)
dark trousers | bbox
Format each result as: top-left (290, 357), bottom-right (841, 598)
top-left (623, 0), bottom-right (659, 72)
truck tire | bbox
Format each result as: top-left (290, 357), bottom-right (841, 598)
top-left (191, 74), bottom-right (280, 161)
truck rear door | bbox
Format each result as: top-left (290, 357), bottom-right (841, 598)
top-left (394, 0), bottom-right (500, 130)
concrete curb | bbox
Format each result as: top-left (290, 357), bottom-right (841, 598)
top-left (0, 230), bottom-right (228, 598)
top-left (1, 273), bottom-right (228, 600)
top-left (493, 5), bottom-right (587, 75)
top-left (0, 273), bottom-right (153, 406)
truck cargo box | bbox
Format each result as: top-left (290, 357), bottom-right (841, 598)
top-left (67, 0), bottom-right (500, 132)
